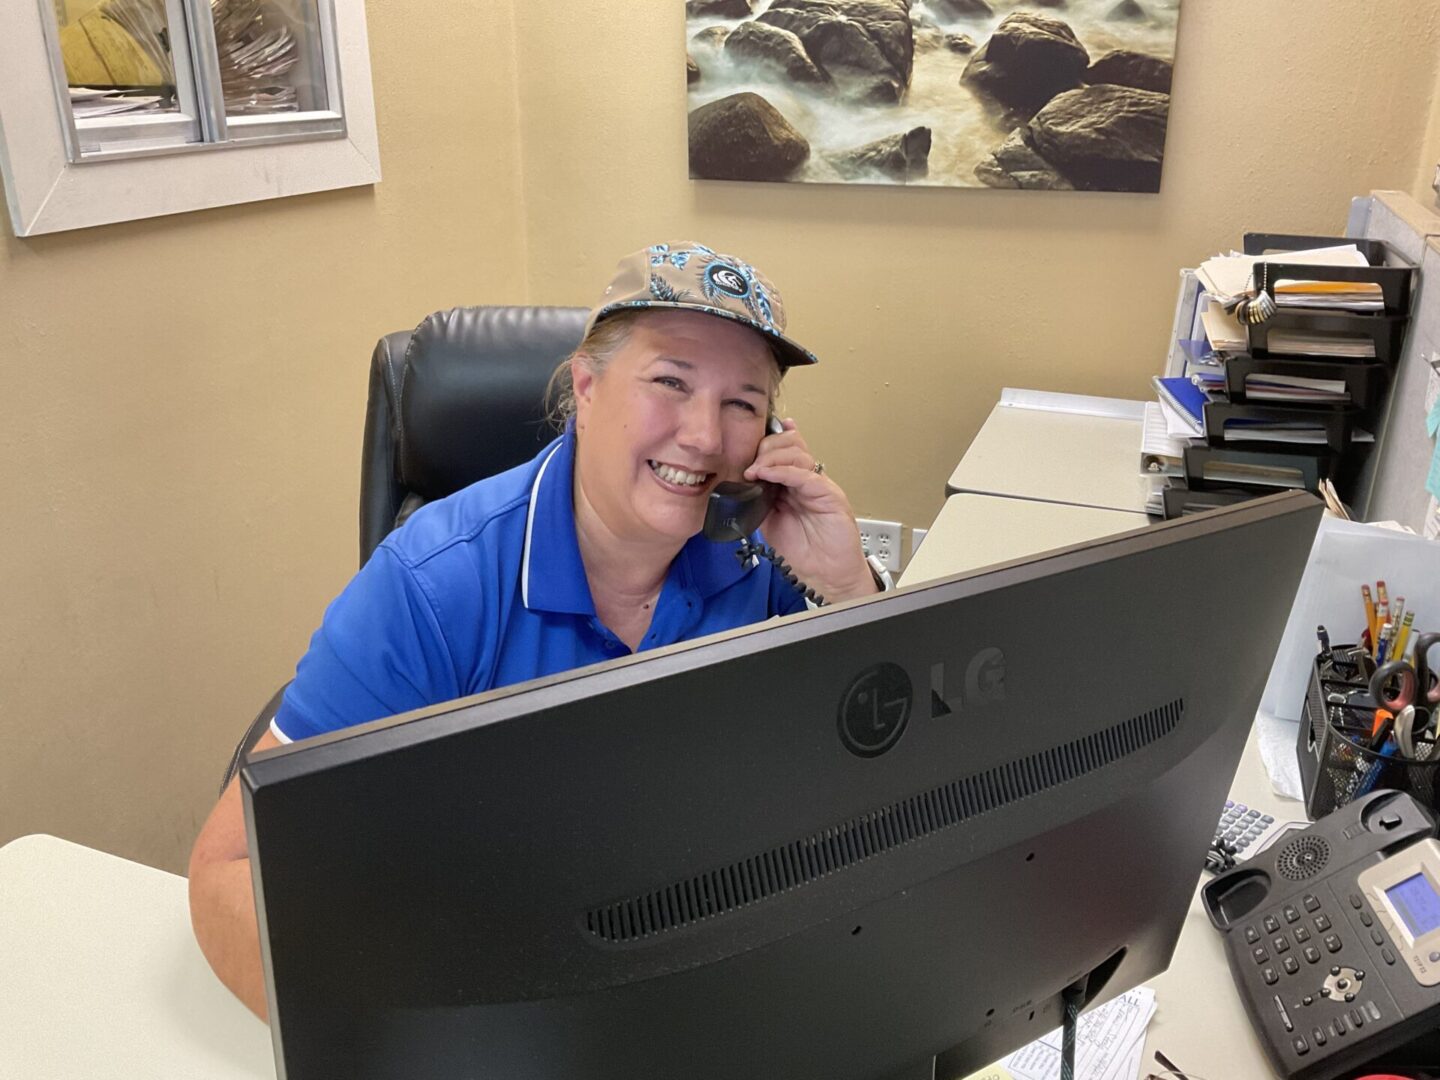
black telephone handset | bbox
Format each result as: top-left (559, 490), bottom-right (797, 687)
top-left (702, 414), bottom-right (783, 543)
top-left (702, 416), bottom-right (825, 605)
top-left (1202, 789), bottom-right (1440, 1080)
top-left (702, 481), bottom-right (777, 543)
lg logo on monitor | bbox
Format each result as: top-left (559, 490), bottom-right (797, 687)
top-left (838, 649), bottom-right (1006, 758)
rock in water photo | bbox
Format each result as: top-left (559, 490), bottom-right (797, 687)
top-left (685, 0), bottom-right (1180, 191)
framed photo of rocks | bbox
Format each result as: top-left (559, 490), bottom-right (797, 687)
top-left (686, 0), bottom-right (1180, 192)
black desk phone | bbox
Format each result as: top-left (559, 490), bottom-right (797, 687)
top-left (1203, 790), bottom-right (1440, 1080)
top-left (702, 414), bottom-right (784, 544)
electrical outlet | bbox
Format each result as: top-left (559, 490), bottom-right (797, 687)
top-left (856, 517), bottom-right (902, 573)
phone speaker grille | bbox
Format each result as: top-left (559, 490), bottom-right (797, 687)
top-left (583, 698), bottom-right (1184, 945)
top-left (1275, 835), bottom-right (1331, 880)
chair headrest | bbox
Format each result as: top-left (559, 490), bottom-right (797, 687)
top-left (397, 306), bottom-right (587, 501)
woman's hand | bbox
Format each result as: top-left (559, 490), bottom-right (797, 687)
top-left (743, 418), bottom-right (878, 604)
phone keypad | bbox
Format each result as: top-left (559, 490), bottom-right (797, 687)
top-left (1238, 887), bottom-right (1402, 1065)
top-left (1242, 893), bottom-right (1360, 982)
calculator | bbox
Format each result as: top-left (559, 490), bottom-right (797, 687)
top-left (1217, 800), bottom-right (1278, 855)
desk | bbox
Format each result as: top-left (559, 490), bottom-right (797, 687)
top-left (0, 834), bottom-right (275, 1079)
top-left (0, 744), bottom-right (1294, 1080)
top-left (946, 393), bottom-right (1156, 515)
top-left (900, 494), bottom-right (1151, 588)
top-left (1141, 722), bottom-right (1299, 1078)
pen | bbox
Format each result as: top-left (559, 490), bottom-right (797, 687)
top-left (1363, 585), bottom-right (1376, 648)
top-left (1377, 621), bottom-right (1394, 665)
top-left (1374, 602), bottom-right (1390, 657)
top-left (1317, 625), bottom-right (1331, 659)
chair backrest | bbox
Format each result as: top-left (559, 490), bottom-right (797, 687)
top-left (359, 305), bottom-right (588, 566)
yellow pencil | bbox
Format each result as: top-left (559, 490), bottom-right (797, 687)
top-left (1396, 610), bottom-right (1416, 660)
top-left (1363, 585), bottom-right (1376, 647)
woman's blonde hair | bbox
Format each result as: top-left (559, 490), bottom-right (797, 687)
top-left (544, 309), bottom-right (784, 431)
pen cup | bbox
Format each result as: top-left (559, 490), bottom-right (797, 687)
top-left (1297, 645), bottom-right (1440, 818)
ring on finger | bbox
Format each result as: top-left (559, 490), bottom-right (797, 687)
top-left (811, 461), bottom-right (825, 475)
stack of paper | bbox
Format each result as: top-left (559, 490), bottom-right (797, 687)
top-left (1263, 331), bottom-right (1376, 359)
top-left (970, 987), bottom-right (1159, 1080)
top-left (1220, 420), bottom-right (1375, 445)
top-left (1199, 296), bottom-right (1246, 354)
top-left (69, 86), bottom-right (164, 119)
top-left (1275, 278), bottom-right (1384, 312)
top-left (1196, 245), bottom-right (1371, 304)
top-left (1242, 372), bottom-right (1349, 403)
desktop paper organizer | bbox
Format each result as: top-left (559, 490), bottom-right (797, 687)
top-left (1161, 232), bottom-right (1416, 519)
top-left (1242, 232), bottom-right (1417, 365)
top-left (1296, 646), bottom-right (1440, 820)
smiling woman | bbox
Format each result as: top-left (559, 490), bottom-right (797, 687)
top-left (187, 242), bottom-right (884, 1018)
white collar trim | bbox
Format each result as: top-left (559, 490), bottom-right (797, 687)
top-left (520, 442), bottom-right (565, 609)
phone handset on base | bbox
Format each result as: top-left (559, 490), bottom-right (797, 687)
top-left (701, 416), bottom-right (826, 606)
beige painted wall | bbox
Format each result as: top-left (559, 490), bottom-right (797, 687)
top-left (1417, 55), bottom-right (1440, 208)
top-left (515, 1), bottom-right (1440, 535)
top-left (4, 1), bottom-right (1440, 876)
top-left (0, 0), bottom-right (526, 873)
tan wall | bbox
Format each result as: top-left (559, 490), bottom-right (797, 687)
top-left (0, 0), bottom-right (526, 873)
top-left (515, 1), bottom-right (1440, 535)
top-left (5, 1), bottom-right (1440, 875)
top-left (1416, 53), bottom-right (1440, 207)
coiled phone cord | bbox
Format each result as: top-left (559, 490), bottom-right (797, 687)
top-left (734, 539), bottom-right (826, 607)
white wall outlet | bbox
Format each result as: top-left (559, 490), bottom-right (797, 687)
top-left (856, 517), bottom-right (903, 573)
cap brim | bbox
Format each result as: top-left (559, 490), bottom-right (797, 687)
top-left (588, 300), bottom-right (818, 369)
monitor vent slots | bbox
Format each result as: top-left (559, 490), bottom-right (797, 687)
top-left (582, 698), bottom-right (1185, 945)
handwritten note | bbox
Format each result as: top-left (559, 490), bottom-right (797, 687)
top-left (998, 987), bottom-right (1157, 1080)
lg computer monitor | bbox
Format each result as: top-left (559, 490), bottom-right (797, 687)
top-left (242, 491), bottom-right (1323, 1080)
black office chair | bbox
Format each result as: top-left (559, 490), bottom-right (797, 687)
top-left (219, 306), bottom-right (589, 794)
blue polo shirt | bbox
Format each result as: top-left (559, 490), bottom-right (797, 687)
top-left (271, 425), bottom-right (807, 743)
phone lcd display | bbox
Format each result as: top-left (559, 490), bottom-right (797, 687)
top-left (1386, 873), bottom-right (1440, 939)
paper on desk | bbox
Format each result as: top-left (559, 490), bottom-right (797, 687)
top-left (957, 1065), bottom-right (1016, 1080)
top-left (1255, 711), bottom-right (1306, 801)
top-left (1199, 298), bottom-right (1246, 353)
top-left (997, 987), bottom-right (1156, 1080)
top-left (1197, 246), bottom-right (1368, 301)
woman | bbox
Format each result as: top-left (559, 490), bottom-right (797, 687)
top-left (187, 242), bottom-right (883, 1018)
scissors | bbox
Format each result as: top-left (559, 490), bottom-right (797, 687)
top-left (1368, 632), bottom-right (1440, 757)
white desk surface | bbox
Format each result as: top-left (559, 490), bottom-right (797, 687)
top-left (1141, 722), bottom-right (1300, 1079)
top-left (947, 400), bottom-right (1156, 515)
top-left (1, 741), bottom-right (1295, 1080)
top-left (900, 494), bottom-right (1151, 588)
top-left (0, 834), bottom-right (275, 1080)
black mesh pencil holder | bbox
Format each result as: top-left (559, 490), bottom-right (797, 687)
top-left (1297, 645), bottom-right (1440, 819)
